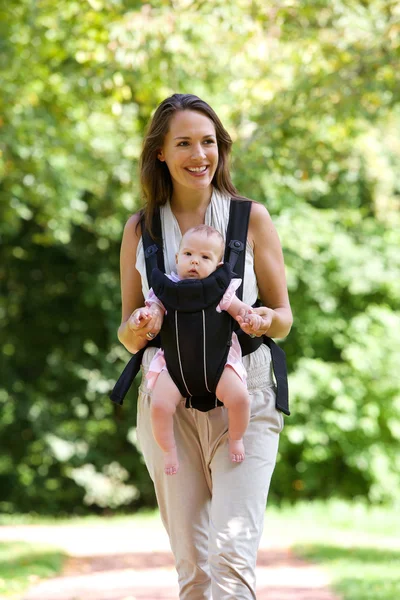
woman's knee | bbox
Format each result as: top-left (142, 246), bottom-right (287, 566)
top-left (208, 543), bottom-right (256, 597)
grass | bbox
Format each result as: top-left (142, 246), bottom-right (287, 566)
top-left (0, 509), bottom-right (158, 527)
top-left (264, 499), bottom-right (400, 541)
top-left (0, 541), bottom-right (65, 598)
top-left (296, 544), bottom-right (400, 600)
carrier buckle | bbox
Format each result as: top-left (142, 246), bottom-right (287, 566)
top-left (228, 239), bottom-right (244, 252)
top-left (144, 244), bottom-right (158, 259)
top-left (228, 239), bottom-right (244, 269)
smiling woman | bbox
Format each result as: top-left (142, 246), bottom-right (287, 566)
top-left (116, 93), bottom-right (293, 599)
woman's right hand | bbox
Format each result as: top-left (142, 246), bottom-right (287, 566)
top-left (118, 306), bottom-right (162, 354)
top-left (128, 305), bottom-right (163, 341)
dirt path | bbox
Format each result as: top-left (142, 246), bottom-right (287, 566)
top-left (0, 522), bottom-right (341, 600)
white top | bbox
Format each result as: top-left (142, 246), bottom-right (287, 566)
top-left (136, 188), bottom-right (259, 305)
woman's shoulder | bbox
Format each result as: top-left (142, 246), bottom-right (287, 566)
top-left (121, 211), bottom-right (144, 255)
top-left (231, 196), bottom-right (272, 220)
top-left (248, 199), bottom-right (271, 218)
top-left (232, 195), bottom-right (269, 212)
top-left (125, 209), bottom-right (143, 224)
top-left (242, 199), bottom-right (275, 248)
top-left (123, 211), bottom-right (143, 236)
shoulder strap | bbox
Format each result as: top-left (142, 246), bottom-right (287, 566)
top-left (141, 209), bottom-right (165, 284)
top-left (224, 199), bottom-right (252, 301)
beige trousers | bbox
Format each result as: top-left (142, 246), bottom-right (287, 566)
top-left (136, 344), bottom-right (284, 600)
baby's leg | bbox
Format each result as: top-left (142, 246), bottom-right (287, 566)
top-left (216, 368), bottom-right (250, 463)
top-left (150, 371), bottom-right (183, 475)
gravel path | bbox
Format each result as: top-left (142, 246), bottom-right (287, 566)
top-left (0, 522), bottom-right (341, 600)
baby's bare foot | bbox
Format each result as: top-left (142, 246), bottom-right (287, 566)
top-left (229, 438), bottom-right (245, 463)
top-left (164, 447), bottom-right (179, 475)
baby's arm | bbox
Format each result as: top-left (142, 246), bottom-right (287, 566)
top-left (217, 278), bottom-right (264, 333)
top-left (226, 296), bottom-right (262, 329)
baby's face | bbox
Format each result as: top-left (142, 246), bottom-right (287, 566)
top-left (176, 231), bottom-right (223, 280)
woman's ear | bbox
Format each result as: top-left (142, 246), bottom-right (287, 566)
top-left (158, 150), bottom-right (165, 162)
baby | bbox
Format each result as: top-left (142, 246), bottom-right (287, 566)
top-left (132, 225), bottom-right (262, 475)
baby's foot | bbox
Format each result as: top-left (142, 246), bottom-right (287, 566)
top-left (164, 447), bottom-right (179, 475)
top-left (229, 438), bottom-right (245, 463)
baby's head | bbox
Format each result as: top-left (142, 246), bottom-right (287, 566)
top-left (176, 225), bottom-right (225, 280)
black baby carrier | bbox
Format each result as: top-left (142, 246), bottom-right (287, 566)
top-left (150, 263), bottom-right (236, 409)
top-left (110, 199), bottom-right (290, 416)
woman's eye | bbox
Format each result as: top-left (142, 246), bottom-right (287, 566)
top-left (177, 140), bottom-right (215, 146)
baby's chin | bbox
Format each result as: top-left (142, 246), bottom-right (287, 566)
top-left (181, 272), bottom-right (201, 279)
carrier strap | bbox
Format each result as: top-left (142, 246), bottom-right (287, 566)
top-left (224, 198), bottom-right (252, 300)
top-left (142, 210), bottom-right (165, 284)
top-left (264, 337), bottom-right (290, 415)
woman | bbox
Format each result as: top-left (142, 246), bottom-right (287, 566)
top-left (118, 93), bottom-right (292, 600)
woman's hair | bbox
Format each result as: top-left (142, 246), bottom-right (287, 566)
top-left (139, 93), bottom-right (239, 237)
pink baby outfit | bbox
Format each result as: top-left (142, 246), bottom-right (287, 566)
top-left (145, 272), bottom-right (247, 391)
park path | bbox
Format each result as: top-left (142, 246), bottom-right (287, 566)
top-left (0, 520), bottom-right (341, 600)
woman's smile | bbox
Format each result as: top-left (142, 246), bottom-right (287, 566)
top-left (185, 165), bottom-right (209, 177)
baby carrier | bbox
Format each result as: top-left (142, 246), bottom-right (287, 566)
top-left (150, 262), bottom-right (235, 409)
top-left (110, 199), bottom-right (290, 415)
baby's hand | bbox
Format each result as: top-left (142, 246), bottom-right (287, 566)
top-left (128, 303), bottom-right (164, 342)
top-left (129, 307), bottom-right (151, 329)
top-left (237, 309), bottom-right (262, 331)
top-left (238, 306), bottom-right (274, 337)
top-left (146, 304), bottom-right (164, 335)
top-left (236, 306), bottom-right (254, 327)
top-left (236, 306), bottom-right (251, 323)
top-left (245, 312), bottom-right (263, 330)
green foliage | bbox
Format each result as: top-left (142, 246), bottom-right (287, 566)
top-left (1, 0), bottom-right (399, 513)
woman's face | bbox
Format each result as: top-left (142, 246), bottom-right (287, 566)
top-left (158, 110), bottom-right (219, 194)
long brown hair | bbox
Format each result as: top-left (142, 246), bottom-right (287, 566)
top-left (139, 93), bottom-right (239, 238)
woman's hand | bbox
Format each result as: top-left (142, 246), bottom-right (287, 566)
top-left (128, 304), bottom-right (164, 341)
top-left (236, 306), bottom-right (274, 338)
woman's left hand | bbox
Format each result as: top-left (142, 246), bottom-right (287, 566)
top-left (236, 306), bottom-right (274, 338)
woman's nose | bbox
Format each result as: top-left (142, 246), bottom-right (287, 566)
top-left (191, 143), bottom-right (206, 159)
